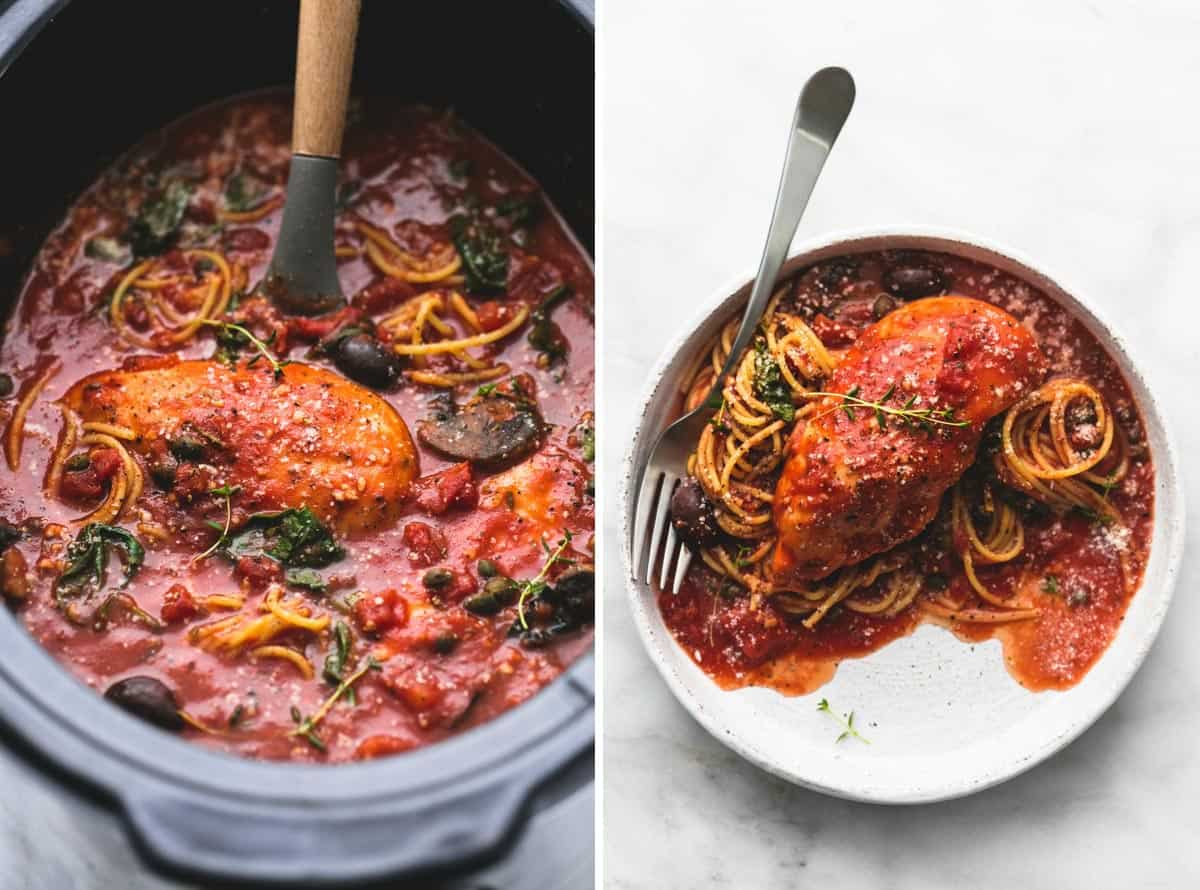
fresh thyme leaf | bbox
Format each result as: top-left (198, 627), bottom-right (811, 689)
top-left (517, 531), bottom-right (574, 629)
top-left (200, 320), bottom-right (290, 380)
top-left (816, 697), bottom-right (870, 744)
top-left (323, 620), bottom-right (353, 687)
top-left (291, 652), bottom-right (382, 748)
top-left (476, 383), bottom-right (498, 397)
top-left (808, 385), bottom-right (969, 432)
top-left (193, 484), bottom-right (241, 564)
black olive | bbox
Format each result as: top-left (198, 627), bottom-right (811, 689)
top-left (553, 566), bottom-right (595, 620)
top-left (432, 632), bottom-right (459, 654)
top-left (477, 558), bottom-right (499, 578)
top-left (0, 374), bottom-right (13, 399)
top-left (417, 395), bottom-right (543, 468)
top-left (0, 522), bottom-right (19, 551)
top-left (871, 293), bottom-right (897, 320)
top-left (423, 567), bottom-right (454, 590)
top-left (670, 478), bottom-right (721, 549)
top-left (334, 334), bottom-right (399, 389)
top-left (884, 264), bottom-right (946, 300)
top-left (104, 676), bottom-right (184, 732)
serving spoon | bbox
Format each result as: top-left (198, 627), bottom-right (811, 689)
top-left (631, 66), bottom-right (856, 592)
top-left (264, 0), bottom-right (361, 316)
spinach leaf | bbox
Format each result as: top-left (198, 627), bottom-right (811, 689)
top-left (55, 524), bottom-right (145, 603)
top-left (286, 567), bottom-right (328, 592)
top-left (225, 507), bottom-right (344, 568)
top-left (752, 340), bottom-right (795, 422)
top-left (450, 213), bottom-right (509, 293)
top-left (494, 194), bottom-right (539, 228)
top-left (528, 286), bottom-right (571, 364)
top-left (223, 172), bottom-right (265, 214)
top-left (323, 620), bottom-right (353, 687)
top-left (128, 179), bottom-right (192, 257)
top-left (85, 236), bottom-right (130, 265)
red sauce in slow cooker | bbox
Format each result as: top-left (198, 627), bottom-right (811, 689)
top-left (0, 95), bottom-right (594, 761)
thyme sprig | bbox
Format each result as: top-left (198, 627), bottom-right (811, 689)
top-left (291, 654), bottom-right (383, 751)
top-left (200, 319), bottom-right (291, 380)
top-left (517, 531), bottom-right (575, 630)
top-left (193, 483), bottom-right (241, 564)
top-left (817, 697), bottom-right (870, 744)
top-left (808, 384), bottom-right (968, 432)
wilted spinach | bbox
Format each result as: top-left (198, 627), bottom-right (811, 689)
top-left (528, 286), bottom-right (571, 364)
top-left (450, 213), bottom-right (509, 293)
top-left (225, 507), bottom-right (344, 568)
top-left (222, 171), bottom-right (266, 214)
top-left (128, 179), bottom-right (192, 257)
top-left (752, 340), bottom-right (795, 422)
top-left (55, 524), bottom-right (145, 604)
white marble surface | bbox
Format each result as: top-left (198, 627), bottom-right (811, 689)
top-left (601, 1), bottom-right (1200, 887)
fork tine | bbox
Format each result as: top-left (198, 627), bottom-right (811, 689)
top-left (644, 472), bottom-right (677, 584)
top-left (631, 468), bottom-right (662, 581)
top-left (659, 524), bottom-right (680, 591)
top-left (671, 546), bottom-right (693, 594)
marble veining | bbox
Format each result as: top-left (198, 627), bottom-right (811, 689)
top-left (602, 0), bottom-right (1200, 887)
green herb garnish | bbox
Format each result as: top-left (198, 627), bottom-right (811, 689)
top-left (449, 212), bottom-right (508, 293)
top-left (224, 507), bottom-right (344, 569)
top-left (55, 524), bottom-right (145, 605)
top-left (580, 426), bottom-right (595, 462)
top-left (200, 320), bottom-right (291, 380)
top-left (808, 385), bottom-right (968, 432)
top-left (128, 179), bottom-right (192, 257)
top-left (817, 697), bottom-right (870, 745)
top-left (292, 654), bottom-right (383, 751)
top-left (528, 286), bottom-right (571, 365)
top-left (517, 531), bottom-right (574, 630)
top-left (1042, 575), bottom-right (1060, 595)
top-left (193, 484), bottom-right (241, 564)
top-left (752, 340), bottom-right (795, 422)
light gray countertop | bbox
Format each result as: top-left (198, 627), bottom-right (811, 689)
top-left (601, 1), bottom-right (1200, 887)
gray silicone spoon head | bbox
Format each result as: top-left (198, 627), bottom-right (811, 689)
top-left (264, 0), bottom-right (361, 317)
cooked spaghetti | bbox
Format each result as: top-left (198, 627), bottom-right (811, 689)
top-left (661, 249), bottom-right (1154, 694)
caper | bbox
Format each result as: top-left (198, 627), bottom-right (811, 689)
top-left (871, 293), bottom-right (897, 320)
top-left (168, 435), bottom-right (207, 462)
top-left (484, 575), bottom-right (519, 604)
top-left (64, 453), bottom-right (91, 473)
top-left (423, 567), bottom-right (454, 590)
top-left (463, 590), bottom-right (502, 616)
top-left (104, 676), bottom-right (184, 732)
top-left (477, 558), bottom-right (499, 578)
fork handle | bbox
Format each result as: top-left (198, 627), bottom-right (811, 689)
top-left (709, 68), bottom-right (856, 399)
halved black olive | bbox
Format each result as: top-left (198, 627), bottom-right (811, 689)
top-left (871, 293), bottom-right (897, 320)
top-left (670, 478), bottom-right (721, 549)
top-left (334, 334), bottom-right (399, 389)
top-left (104, 676), bottom-right (184, 732)
top-left (417, 396), bottom-right (542, 468)
top-left (883, 264), bottom-right (946, 300)
top-left (553, 566), bottom-right (594, 616)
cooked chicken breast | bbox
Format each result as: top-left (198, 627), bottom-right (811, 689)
top-left (771, 296), bottom-right (1046, 587)
top-left (63, 358), bottom-right (418, 533)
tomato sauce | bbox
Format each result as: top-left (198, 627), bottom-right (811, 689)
top-left (661, 251), bottom-right (1153, 694)
top-left (0, 95), bottom-right (594, 761)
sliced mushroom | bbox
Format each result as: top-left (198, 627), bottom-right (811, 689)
top-left (417, 395), bottom-right (542, 468)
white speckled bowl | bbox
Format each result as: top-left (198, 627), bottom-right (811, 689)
top-left (620, 228), bottom-right (1184, 804)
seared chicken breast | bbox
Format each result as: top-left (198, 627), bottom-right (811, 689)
top-left (771, 296), bottom-right (1045, 587)
top-left (63, 358), bottom-right (418, 533)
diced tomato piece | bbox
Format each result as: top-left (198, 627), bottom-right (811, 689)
top-left (354, 734), bottom-right (417, 760)
top-left (475, 300), bottom-right (513, 332)
top-left (412, 462), bottom-right (478, 515)
top-left (353, 588), bottom-right (409, 635)
top-left (160, 584), bottom-right (199, 624)
top-left (809, 312), bottom-right (858, 349)
top-left (288, 306), bottom-right (363, 343)
top-left (402, 522), bottom-right (447, 568)
top-left (352, 276), bottom-right (416, 315)
top-left (235, 555), bottom-right (284, 590)
top-left (223, 227), bottom-right (271, 253)
top-left (60, 448), bottom-right (122, 501)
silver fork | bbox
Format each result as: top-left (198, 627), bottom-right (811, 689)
top-left (630, 67), bottom-right (856, 593)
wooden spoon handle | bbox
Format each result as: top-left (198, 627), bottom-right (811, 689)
top-left (292, 0), bottom-right (361, 158)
